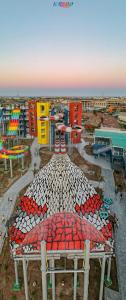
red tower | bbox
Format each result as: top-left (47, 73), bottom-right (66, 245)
top-left (28, 100), bottom-right (37, 137)
top-left (69, 102), bottom-right (82, 143)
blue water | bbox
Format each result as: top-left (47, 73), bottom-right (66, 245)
top-left (95, 130), bottom-right (126, 149)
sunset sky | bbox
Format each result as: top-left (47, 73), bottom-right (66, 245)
top-left (0, 0), bottom-right (126, 96)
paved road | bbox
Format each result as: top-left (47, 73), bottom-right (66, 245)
top-left (0, 138), bottom-right (40, 253)
top-left (113, 192), bottom-right (126, 300)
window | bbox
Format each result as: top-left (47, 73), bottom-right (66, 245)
top-left (74, 113), bottom-right (78, 119)
top-left (41, 105), bottom-right (45, 113)
top-left (74, 105), bottom-right (78, 112)
top-left (41, 128), bottom-right (45, 133)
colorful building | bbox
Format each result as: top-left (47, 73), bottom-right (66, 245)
top-left (19, 104), bottom-right (29, 137)
top-left (37, 102), bottom-right (50, 144)
top-left (28, 100), bottom-right (37, 137)
top-left (0, 103), bottom-right (29, 137)
top-left (69, 102), bottom-right (82, 143)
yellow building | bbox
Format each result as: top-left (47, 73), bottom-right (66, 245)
top-left (37, 102), bottom-right (50, 144)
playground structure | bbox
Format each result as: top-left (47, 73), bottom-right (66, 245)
top-left (10, 135), bottom-right (113, 300)
top-left (0, 108), bottom-right (29, 177)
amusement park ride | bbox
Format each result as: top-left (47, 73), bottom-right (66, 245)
top-left (0, 108), bottom-right (29, 177)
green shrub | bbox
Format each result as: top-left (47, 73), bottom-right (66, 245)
top-left (11, 295), bottom-right (17, 300)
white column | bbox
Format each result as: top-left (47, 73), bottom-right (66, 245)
top-left (22, 257), bottom-right (29, 300)
top-left (41, 241), bottom-right (48, 300)
top-left (14, 260), bottom-right (19, 285)
top-left (10, 159), bottom-right (13, 178)
top-left (49, 260), bottom-right (52, 284)
top-left (21, 157), bottom-right (24, 170)
top-left (83, 240), bottom-right (90, 300)
top-left (99, 256), bottom-right (106, 300)
top-left (4, 158), bottom-right (8, 171)
top-left (51, 258), bottom-right (55, 300)
top-left (73, 257), bottom-right (78, 300)
top-left (107, 257), bottom-right (111, 281)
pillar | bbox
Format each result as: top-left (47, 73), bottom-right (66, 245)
top-left (51, 258), bottom-right (55, 300)
top-left (73, 257), bottom-right (77, 300)
top-left (22, 257), bottom-right (29, 300)
top-left (10, 159), bottom-right (13, 178)
top-left (48, 260), bottom-right (52, 288)
top-left (104, 256), bottom-right (112, 286)
top-left (41, 241), bottom-right (48, 300)
top-left (14, 260), bottom-right (19, 285)
top-left (21, 157), bottom-right (24, 170)
top-left (107, 257), bottom-right (111, 282)
top-left (83, 240), bottom-right (90, 300)
top-left (4, 158), bottom-right (8, 171)
top-left (12, 260), bottom-right (21, 291)
top-left (99, 256), bottom-right (106, 300)
top-left (49, 260), bottom-right (52, 285)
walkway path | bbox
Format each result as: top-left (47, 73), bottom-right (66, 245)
top-left (0, 138), bottom-right (40, 253)
top-left (113, 192), bottom-right (126, 300)
top-left (76, 139), bottom-right (111, 170)
top-left (76, 139), bottom-right (126, 300)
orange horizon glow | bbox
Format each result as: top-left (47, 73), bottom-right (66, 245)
top-left (0, 60), bottom-right (126, 87)
top-left (1, 73), bottom-right (126, 89)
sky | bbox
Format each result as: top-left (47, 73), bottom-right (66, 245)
top-left (0, 0), bottom-right (126, 96)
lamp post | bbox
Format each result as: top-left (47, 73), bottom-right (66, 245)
top-left (41, 241), bottom-right (48, 300)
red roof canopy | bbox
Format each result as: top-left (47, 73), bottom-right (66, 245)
top-left (18, 212), bottom-right (106, 253)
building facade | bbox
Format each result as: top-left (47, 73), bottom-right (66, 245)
top-left (37, 102), bottom-right (50, 144)
top-left (69, 102), bottom-right (82, 143)
top-left (28, 100), bottom-right (37, 137)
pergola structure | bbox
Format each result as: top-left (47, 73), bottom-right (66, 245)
top-left (10, 137), bottom-right (113, 299)
top-left (13, 212), bottom-right (113, 300)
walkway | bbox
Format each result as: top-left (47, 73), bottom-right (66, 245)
top-left (113, 192), bottom-right (126, 300)
top-left (76, 139), bottom-right (111, 170)
top-left (76, 139), bottom-right (126, 300)
top-left (0, 138), bottom-right (40, 253)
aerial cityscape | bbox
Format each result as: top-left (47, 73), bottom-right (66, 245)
top-left (0, 1), bottom-right (126, 300)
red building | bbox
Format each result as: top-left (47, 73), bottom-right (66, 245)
top-left (69, 102), bottom-right (82, 143)
top-left (28, 100), bottom-right (37, 137)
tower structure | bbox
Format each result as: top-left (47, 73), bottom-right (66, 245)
top-left (28, 100), bottom-right (37, 137)
top-left (37, 102), bottom-right (50, 144)
top-left (69, 102), bottom-right (82, 143)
